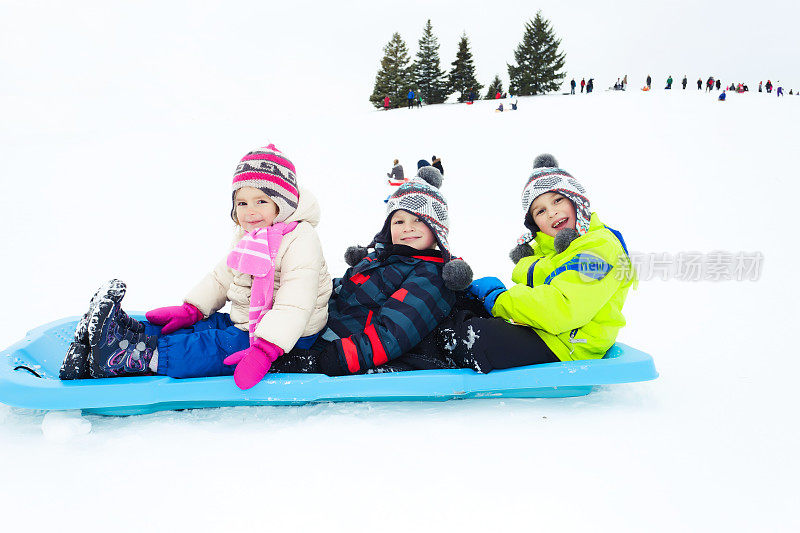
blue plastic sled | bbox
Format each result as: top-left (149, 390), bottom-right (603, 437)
top-left (0, 316), bottom-right (658, 416)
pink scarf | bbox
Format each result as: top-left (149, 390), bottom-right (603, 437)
top-left (226, 222), bottom-right (299, 344)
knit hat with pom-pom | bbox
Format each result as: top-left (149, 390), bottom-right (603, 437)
top-left (231, 144), bottom-right (299, 224)
top-left (343, 170), bottom-right (472, 291)
top-left (521, 154), bottom-right (591, 237)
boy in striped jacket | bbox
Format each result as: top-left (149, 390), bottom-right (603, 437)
top-left (273, 167), bottom-right (473, 375)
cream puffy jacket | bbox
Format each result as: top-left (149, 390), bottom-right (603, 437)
top-left (184, 188), bottom-right (332, 352)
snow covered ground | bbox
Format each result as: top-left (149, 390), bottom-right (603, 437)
top-left (2, 85), bottom-right (798, 533)
top-left (2, 3), bottom-right (800, 532)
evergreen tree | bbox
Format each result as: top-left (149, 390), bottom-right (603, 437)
top-left (370, 32), bottom-right (413, 109)
top-left (448, 32), bottom-right (483, 102)
top-left (507, 11), bottom-right (566, 96)
top-left (485, 74), bottom-right (504, 99)
top-left (410, 20), bottom-right (449, 104)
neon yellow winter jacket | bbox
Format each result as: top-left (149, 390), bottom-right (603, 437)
top-left (491, 213), bottom-right (635, 361)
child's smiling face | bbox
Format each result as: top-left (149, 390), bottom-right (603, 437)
top-left (390, 210), bottom-right (436, 250)
top-left (234, 186), bottom-right (279, 231)
top-left (530, 192), bottom-right (576, 238)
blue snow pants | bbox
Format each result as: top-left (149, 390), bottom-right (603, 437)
top-left (143, 312), bottom-right (320, 379)
top-left (143, 313), bottom-right (247, 378)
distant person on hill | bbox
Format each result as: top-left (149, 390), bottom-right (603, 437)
top-left (496, 103), bottom-right (504, 112)
top-left (495, 91), bottom-right (502, 99)
top-left (387, 159), bottom-right (404, 184)
top-left (407, 89), bottom-right (415, 109)
top-left (587, 78), bottom-right (594, 93)
top-left (623, 74), bottom-right (628, 89)
top-left (697, 78), bottom-right (702, 90)
top-left (468, 89), bottom-right (475, 103)
top-left (665, 75), bottom-right (673, 89)
top-left (383, 96), bottom-right (390, 110)
top-left (431, 155), bottom-right (444, 175)
top-left (570, 78), bottom-right (576, 94)
top-left (510, 97), bottom-right (518, 110)
top-left (682, 76), bottom-right (687, 89)
top-left (580, 78), bottom-right (586, 93)
top-left (759, 81), bottom-right (763, 92)
top-left (716, 79), bottom-right (721, 90)
top-left (766, 80), bottom-right (773, 93)
top-left (777, 86), bottom-right (784, 97)
top-left (646, 74), bottom-right (652, 89)
top-left (718, 91), bottom-right (726, 101)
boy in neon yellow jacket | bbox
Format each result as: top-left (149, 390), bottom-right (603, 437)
top-left (444, 154), bottom-right (635, 372)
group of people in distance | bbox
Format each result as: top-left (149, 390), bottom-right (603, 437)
top-left (60, 145), bottom-right (635, 391)
top-left (570, 78), bottom-right (596, 93)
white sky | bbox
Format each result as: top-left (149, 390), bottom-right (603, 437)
top-left (1, 0), bottom-right (797, 129)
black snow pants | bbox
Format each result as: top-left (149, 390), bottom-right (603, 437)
top-left (438, 309), bottom-right (559, 373)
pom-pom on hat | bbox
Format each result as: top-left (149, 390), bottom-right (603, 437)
top-left (521, 153), bottom-right (591, 237)
top-left (416, 165), bottom-right (443, 188)
top-left (231, 144), bottom-right (299, 224)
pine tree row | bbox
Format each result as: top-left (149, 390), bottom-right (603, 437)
top-left (370, 12), bottom-right (566, 109)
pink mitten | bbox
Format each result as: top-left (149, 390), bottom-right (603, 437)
top-left (145, 302), bottom-right (203, 335)
top-left (223, 338), bottom-right (284, 390)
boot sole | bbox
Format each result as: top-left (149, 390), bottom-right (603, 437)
top-left (60, 341), bottom-right (91, 380)
top-left (74, 279), bottom-right (127, 343)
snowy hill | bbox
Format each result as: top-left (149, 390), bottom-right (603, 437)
top-left (1, 87), bottom-right (798, 532)
top-left (3, 0), bottom-right (800, 528)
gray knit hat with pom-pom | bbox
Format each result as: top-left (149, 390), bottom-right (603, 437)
top-left (509, 154), bottom-right (591, 262)
top-left (522, 154), bottom-right (592, 235)
top-left (521, 154), bottom-right (591, 236)
top-left (343, 168), bottom-right (472, 291)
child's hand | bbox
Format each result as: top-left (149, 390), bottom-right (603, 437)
top-left (223, 338), bottom-right (284, 390)
top-left (145, 302), bottom-right (203, 334)
top-left (468, 277), bottom-right (507, 313)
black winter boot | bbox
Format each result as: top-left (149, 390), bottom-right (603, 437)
top-left (61, 279), bottom-right (130, 380)
top-left (269, 349), bottom-right (322, 374)
top-left (88, 298), bottom-right (157, 378)
top-left (59, 340), bottom-right (91, 380)
top-left (73, 279), bottom-right (128, 344)
top-left (113, 306), bottom-right (145, 335)
top-left (438, 310), bottom-right (492, 373)
top-left (269, 345), bottom-right (346, 376)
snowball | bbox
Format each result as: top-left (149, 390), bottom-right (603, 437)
top-left (41, 410), bottom-right (92, 442)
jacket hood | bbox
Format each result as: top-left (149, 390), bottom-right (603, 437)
top-left (285, 187), bottom-right (321, 227)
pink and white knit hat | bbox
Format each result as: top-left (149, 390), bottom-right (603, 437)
top-left (232, 144), bottom-right (299, 223)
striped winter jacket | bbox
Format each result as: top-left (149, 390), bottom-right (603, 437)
top-left (326, 245), bottom-right (456, 374)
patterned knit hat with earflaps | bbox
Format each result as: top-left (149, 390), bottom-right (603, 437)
top-left (231, 144), bottom-right (299, 224)
top-left (510, 154), bottom-right (592, 263)
top-left (521, 154), bottom-right (591, 236)
top-left (343, 171), bottom-right (472, 291)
